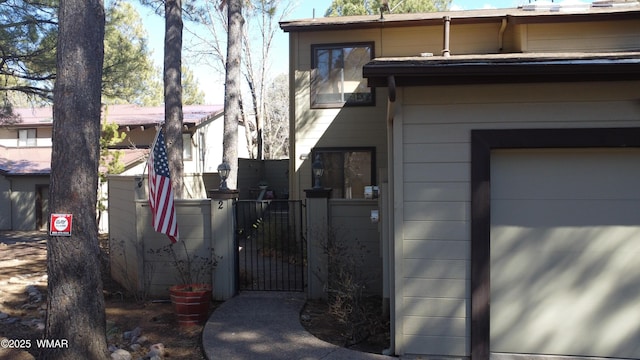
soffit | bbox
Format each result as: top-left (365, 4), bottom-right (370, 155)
top-left (363, 52), bottom-right (640, 86)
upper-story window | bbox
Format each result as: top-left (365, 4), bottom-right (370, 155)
top-left (18, 129), bottom-right (36, 147)
top-left (183, 133), bottom-right (193, 161)
top-left (311, 42), bottom-right (374, 108)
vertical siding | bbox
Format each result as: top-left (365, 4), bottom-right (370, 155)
top-left (396, 81), bottom-right (640, 357)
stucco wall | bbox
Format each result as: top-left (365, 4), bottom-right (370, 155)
top-left (329, 199), bottom-right (382, 295)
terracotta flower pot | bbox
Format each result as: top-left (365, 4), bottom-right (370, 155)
top-left (169, 283), bottom-right (212, 326)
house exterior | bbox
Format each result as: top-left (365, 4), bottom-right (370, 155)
top-left (0, 104), bottom-right (242, 231)
top-left (281, 3), bottom-right (640, 359)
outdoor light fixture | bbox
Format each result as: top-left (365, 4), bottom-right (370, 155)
top-left (217, 162), bottom-right (231, 190)
top-left (312, 154), bottom-right (324, 189)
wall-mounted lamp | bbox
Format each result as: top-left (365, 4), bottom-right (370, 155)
top-left (312, 154), bottom-right (324, 189)
top-left (217, 162), bottom-right (231, 190)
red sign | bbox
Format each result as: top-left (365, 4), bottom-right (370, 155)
top-left (50, 214), bottom-right (72, 236)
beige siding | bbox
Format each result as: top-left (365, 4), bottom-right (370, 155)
top-left (395, 81), bottom-right (640, 357)
top-left (523, 20), bottom-right (640, 52)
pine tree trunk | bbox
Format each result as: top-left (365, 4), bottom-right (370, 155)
top-left (42, 1), bottom-right (108, 359)
top-left (164, 0), bottom-right (184, 198)
top-left (223, 0), bottom-right (244, 189)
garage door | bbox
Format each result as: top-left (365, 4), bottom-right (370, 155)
top-left (490, 148), bottom-right (640, 358)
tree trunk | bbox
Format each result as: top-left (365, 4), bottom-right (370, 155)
top-left (223, 0), bottom-right (243, 189)
top-left (43, 1), bottom-right (108, 359)
top-left (164, 0), bottom-right (184, 198)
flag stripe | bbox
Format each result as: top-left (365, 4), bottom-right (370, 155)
top-left (147, 130), bottom-right (179, 243)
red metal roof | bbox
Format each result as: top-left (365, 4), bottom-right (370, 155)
top-left (2, 104), bottom-right (222, 175)
top-left (12, 104), bottom-right (224, 128)
top-left (0, 146), bottom-right (51, 175)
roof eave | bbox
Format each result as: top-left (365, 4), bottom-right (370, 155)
top-left (280, 8), bottom-right (640, 33)
top-left (364, 58), bottom-right (640, 87)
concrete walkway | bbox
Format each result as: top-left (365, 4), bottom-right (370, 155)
top-left (202, 292), bottom-right (395, 360)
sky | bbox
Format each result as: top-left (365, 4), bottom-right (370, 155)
top-left (134, 0), bottom-right (541, 104)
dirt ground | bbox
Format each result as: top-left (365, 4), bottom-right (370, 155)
top-left (0, 231), bottom-right (388, 360)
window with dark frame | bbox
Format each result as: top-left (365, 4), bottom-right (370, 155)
top-left (311, 42), bottom-right (375, 108)
top-left (312, 147), bottom-right (375, 199)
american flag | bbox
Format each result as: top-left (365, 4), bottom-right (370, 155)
top-left (148, 130), bottom-right (179, 243)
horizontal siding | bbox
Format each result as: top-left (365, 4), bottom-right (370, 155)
top-left (525, 20), bottom-right (640, 52)
top-left (403, 297), bottom-right (468, 318)
top-left (403, 278), bottom-right (468, 299)
top-left (403, 335), bottom-right (468, 356)
top-left (403, 221), bottom-right (468, 241)
top-left (404, 163), bottom-right (469, 182)
top-left (404, 259), bottom-right (468, 279)
top-left (403, 240), bottom-right (469, 260)
top-left (450, 23), bottom-right (503, 54)
top-left (397, 81), bottom-right (640, 357)
top-left (404, 182), bottom-right (469, 202)
top-left (381, 26), bottom-right (443, 57)
top-left (404, 143), bottom-right (469, 163)
top-left (404, 316), bottom-right (467, 337)
top-left (403, 201), bottom-right (468, 221)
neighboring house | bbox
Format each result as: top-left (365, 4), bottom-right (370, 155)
top-left (0, 104), bottom-right (242, 231)
top-left (281, 3), bottom-right (640, 360)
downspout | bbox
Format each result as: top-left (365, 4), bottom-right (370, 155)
top-left (498, 18), bottom-right (508, 52)
top-left (383, 75), bottom-right (396, 356)
top-left (442, 16), bottom-right (451, 57)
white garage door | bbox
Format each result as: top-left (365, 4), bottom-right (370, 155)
top-left (490, 148), bottom-right (640, 359)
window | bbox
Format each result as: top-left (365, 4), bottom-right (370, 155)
top-left (183, 133), bottom-right (193, 161)
top-left (18, 129), bottom-right (36, 147)
top-left (312, 147), bottom-right (375, 199)
top-left (311, 42), bottom-right (374, 108)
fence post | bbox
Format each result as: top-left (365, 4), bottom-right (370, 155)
top-left (304, 188), bottom-right (332, 300)
top-left (209, 189), bottom-right (239, 301)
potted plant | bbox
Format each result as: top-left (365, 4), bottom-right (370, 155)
top-left (150, 242), bottom-right (219, 326)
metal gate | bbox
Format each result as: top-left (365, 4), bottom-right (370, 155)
top-left (234, 200), bottom-right (306, 291)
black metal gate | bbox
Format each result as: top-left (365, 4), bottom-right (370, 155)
top-left (234, 200), bottom-right (306, 291)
